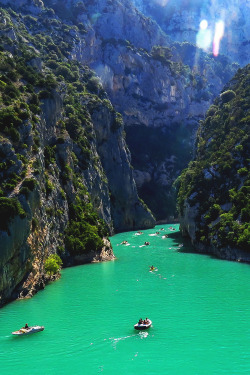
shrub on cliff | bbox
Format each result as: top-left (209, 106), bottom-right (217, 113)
top-left (220, 90), bottom-right (236, 103)
top-left (0, 197), bottom-right (26, 232)
top-left (44, 254), bottom-right (62, 276)
top-left (64, 198), bottom-right (107, 256)
top-left (22, 178), bottom-right (37, 191)
top-left (151, 45), bottom-right (172, 66)
top-left (0, 106), bottom-right (22, 131)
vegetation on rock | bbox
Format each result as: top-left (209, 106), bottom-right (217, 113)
top-left (0, 197), bottom-right (26, 231)
top-left (44, 254), bottom-right (62, 276)
top-left (0, 4), bottom-right (117, 278)
top-left (177, 65), bottom-right (250, 252)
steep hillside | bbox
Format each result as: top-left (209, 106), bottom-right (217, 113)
top-left (177, 65), bottom-right (250, 261)
top-left (132, 0), bottom-right (250, 66)
top-left (0, 0), bottom-right (238, 221)
top-left (33, 0), bottom-right (238, 220)
top-left (0, 4), bottom-right (155, 306)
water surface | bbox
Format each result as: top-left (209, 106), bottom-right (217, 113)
top-left (0, 224), bottom-right (249, 374)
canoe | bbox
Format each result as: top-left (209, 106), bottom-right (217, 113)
top-left (12, 326), bottom-right (44, 335)
top-left (134, 319), bottom-right (152, 330)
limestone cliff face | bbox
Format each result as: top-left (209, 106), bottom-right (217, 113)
top-left (0, 4), bottom-right (155, 306)
top-left (180, 201), bottom-right (250, 263)
top-left (0, 84), bottom-right (155, 305)
top-left (132, 0), bottom-right (250, 66)
top-left (90, 103), bottom-right (154, 231)
top-left (60, 0), bottom-right (238, 220)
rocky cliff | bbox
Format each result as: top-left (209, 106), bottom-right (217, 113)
top-left (132, 0), bottom-right (250, 66)
top-left (177, 65), bottom-right (250, 261)
top-left (0, 3), bottom-right (155, 306)
top-left (37, 0), bottom-right (238, 220)
top-left (2, 0), bottom-right (238, 221)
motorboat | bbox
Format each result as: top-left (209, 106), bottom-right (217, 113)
top-left (134, 319), bottom-right (152, 330)
top-left (12, 326), bottom-right (44, 335)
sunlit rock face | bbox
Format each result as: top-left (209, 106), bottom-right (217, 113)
top-left (1, 0), bottom-right (239, 223)
top-left (61, 0), bottom-right (237, 220)
top-left (132, 0), bottom-right (250, 66)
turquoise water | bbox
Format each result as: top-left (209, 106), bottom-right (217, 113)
top-left (0, 224), bottom-right (250, 374)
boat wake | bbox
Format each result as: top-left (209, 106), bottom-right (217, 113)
top-left (109, 331), bottom-right (149, 348)
top-left (138, 331), bottom-right (149, 339)
top-left (149, 269), bottom-right (168, 280)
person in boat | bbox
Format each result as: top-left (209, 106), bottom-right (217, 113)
top-left (23, 323), bottom-right (29, 329)
top-left (138, 318), bottom-right (143, 324)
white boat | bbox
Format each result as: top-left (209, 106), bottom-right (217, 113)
top-left (12, 326), bottom-right (44, 335)
top-left (134, 319), bottom-right (152, 330)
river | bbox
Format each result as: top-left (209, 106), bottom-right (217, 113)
top-left (0, 224), bottom-right (249, 374)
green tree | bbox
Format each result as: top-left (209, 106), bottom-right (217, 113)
top-left (44, 254), bottom-right (62, 276)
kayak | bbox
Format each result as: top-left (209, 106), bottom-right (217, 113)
top-left (12, 326), bottom-right (44, 335)
top-left (149, 267), bottom-right (158, 272)
top-left (134, 319), bottom-right (152, 330)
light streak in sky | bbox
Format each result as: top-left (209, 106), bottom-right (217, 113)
top-left (155, 0), bottom-right (169, 6)
top-left (200, 19), bottom-right (208, 30)
top-left (213, 20), bottom-right (225, 57)
top-left (196, 17), bottom-right (225, 56)
top-left (196, 19), bottom-right (212, 51)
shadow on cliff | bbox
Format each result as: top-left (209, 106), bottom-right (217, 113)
top-left (167, 231), bottom-right (196, 253)
top-left (167, 231), bottom-right (225, 262)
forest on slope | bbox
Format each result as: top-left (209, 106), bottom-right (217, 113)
top-left (177, 65), bottom-right (250, 260)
